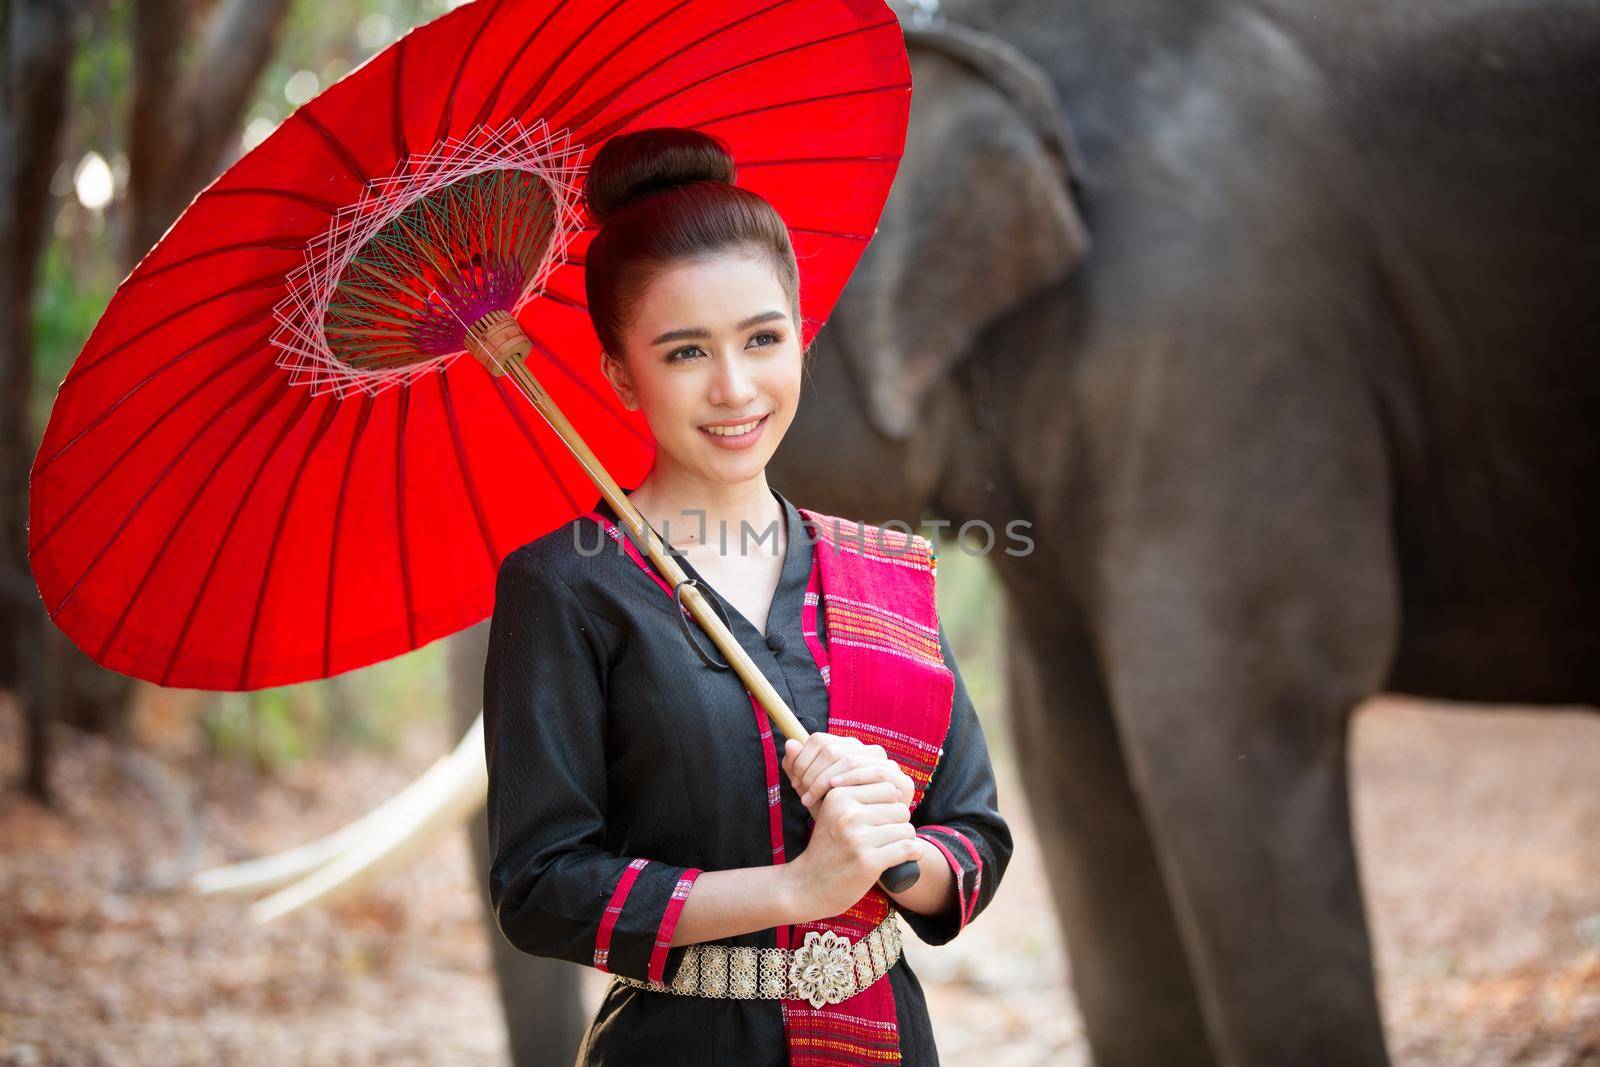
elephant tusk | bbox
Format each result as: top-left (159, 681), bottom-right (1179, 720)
top-left (189, 714), bottom-right (487, 923)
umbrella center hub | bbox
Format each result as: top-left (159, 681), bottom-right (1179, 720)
top-left (324, 168), bottom-right (556, 370)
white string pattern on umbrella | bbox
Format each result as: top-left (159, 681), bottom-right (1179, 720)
top-left (270, 117), bottom-right (587, 398)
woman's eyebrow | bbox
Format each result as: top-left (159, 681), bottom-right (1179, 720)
top-left (650, 310), bottom-right (787, 345)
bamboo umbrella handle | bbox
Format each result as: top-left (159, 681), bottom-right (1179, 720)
top-left (468, 313), bottom-right (921, 893)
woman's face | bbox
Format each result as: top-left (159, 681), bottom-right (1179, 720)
top-left (602, 249), bottom-right (802, 489)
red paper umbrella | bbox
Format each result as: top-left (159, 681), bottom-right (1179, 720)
top-left (28, 0), bottom-right (912, 694)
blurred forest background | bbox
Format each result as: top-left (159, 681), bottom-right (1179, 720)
top-left (2, 2), bottom-right (1597, 1065)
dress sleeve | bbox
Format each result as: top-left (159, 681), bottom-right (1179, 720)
top-left (895, 623), bottom-right (1014, 946)
top-left (483, 546), bottom-right (701, 985)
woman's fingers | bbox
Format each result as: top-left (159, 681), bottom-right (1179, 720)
top-left (784, 735), bottom-right (913, 810)
top-left (822, 763), bottom-right (915, 804)
top-left (797, 750), bottom-right (869, 805)
top-left (817, 780), bottom-right (903, 814)
top-left (796, 752), bottom-right (911, 807)
top-left (782, 732), bottom-right (856, 783)
top-left (784, 733), bottom-right (861, 796)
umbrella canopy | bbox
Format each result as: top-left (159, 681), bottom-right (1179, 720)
top-left (29, 0), bottom-right (911, 690)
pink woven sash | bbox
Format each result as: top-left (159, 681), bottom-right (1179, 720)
top-left (584, 506), bottom-right (954, 1064)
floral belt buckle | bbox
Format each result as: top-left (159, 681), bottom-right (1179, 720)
top-left (788, 929), bottom-right (857, 1008)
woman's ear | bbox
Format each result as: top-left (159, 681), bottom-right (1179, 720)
top-left (600, 352), bottom-right (639, 410)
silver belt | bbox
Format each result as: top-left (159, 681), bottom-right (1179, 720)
top-left (611, 913), bottom-right (903, 1008)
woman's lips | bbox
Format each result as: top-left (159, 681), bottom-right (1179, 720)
top-left (698, 413), bottom-right (770, 450)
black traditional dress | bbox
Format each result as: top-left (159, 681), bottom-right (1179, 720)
top-left (483, 486), bottom-right (1012, 1065)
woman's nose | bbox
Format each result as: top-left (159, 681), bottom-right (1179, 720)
top-left (709, 351), bottom-right (758, 405)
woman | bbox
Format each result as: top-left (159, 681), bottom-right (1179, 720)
top-left (484, 128), bottom-right (1011, 1065)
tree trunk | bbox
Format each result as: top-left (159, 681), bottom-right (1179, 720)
top-left (125, 0), bottom-right (294, 265)
top-left (1, 0), bottom-right (89, 799)
top-left (2, 0), bottom-right (293, 799)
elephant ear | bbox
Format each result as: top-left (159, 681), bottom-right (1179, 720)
top-left (839, 22), bottom-right (1089, 440)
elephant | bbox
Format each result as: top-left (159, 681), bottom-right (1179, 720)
top-left (437, 2), bottom-right (1600, 1064)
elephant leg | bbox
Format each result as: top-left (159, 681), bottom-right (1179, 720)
top-left (448, 622), bottom-right (586, 1066)
top-left (1006, 602), bottom-right (1217, 1067)
top-left (1097, 523), bottom-right (1397, 1066)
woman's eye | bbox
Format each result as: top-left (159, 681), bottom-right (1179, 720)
top-left (748, 330), bottom-right (782, 348)
top-left (667, 345), bottom-right (705, 363)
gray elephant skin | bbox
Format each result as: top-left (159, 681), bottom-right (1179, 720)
top-left (457, 2), bottom-right (1600, 1065)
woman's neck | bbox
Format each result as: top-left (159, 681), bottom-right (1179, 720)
top-left (625, 467), bottom-right (782, 555)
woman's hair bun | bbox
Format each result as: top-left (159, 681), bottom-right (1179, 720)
top-left (584, 128), bottom-right (736, 225)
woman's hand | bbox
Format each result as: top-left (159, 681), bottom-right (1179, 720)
top-left (784, 779), bottom-right (922, 921)
top-left (782, 733), bottom-right (914, 811)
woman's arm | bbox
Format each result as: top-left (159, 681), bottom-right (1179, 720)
top-left (673, 770), bottom-right (932, 942)
top-left (668, 863), bottom-right (809, 945)
top-left (486, 547), bottom-right (704, 986)
top-left (881, 836), bottom-right (958, 919)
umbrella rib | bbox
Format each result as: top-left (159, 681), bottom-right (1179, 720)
top-left (686, 80), bottom-right (912, 133)
top-left (435, 0), bottom-right (506, 143)
top-left (158, 383), bottom-right (308, 687)
top-left (126, 236), bottom-right (316, 288)
top-left (504, 0), bottom-right (630, 120)
top-left (36, 306), bottom-right (276, 480)
top-left (89, 361), bottom-right (283, 660)
top-left (60, 278), bottom-right (283, 390)
top-left (52, 369), bottom-right (295, 618)
top-left (488, 375), bottom-right (585, 516)
top-left (323, 394), bottom-right (377, 678)
top-left (522, 326), bottom-right (651, 447)
top-left (34, 328), bottom-right (277, 556)
top-left (538, 288), bottom-right (587, 314)
top-left (469, 0), bottom-right (576, 130)
top-left (574, 15), bottom-right (902, 143)
top-left (438, 372), bottom-right (501, 574)
top-left (296, 110), bottom-right (370, 186)
top-left (559, 0), bottom-right (796, 134)
top-left (238, 396), bottom-right (344, 689)
top-left (391, 33), bottom-right (410, 159)
top-left (202, 186), bottom-right (342, 215)
top-left (539, 0), bottom-right (692, 121)
top-left (395, 387), bottom-right (418, 649)
top-left (739, 154), bottom-right (900, 168)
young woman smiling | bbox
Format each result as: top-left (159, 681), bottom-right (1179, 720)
top-left (483, 128), bottom-right (1010, 1065)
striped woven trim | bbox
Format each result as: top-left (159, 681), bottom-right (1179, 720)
top-left (747, 692), bottom-right (790, 871)
top-left (918, 824), bottom-right (984, 930)
top-left (648, 868), bottom-right (702, 984)
top-left (594, 857), bottom-right (649, 972)
top-left (823, 601), bottom-right (942, 668)
top-left (801, 557), bottom-right (831, 693)
top-left (786, 1007), bottom-right (901, 1063)
top-left (829, 718), bottom-right (941, 804)
top-left (823, 594), bottom-right (940, 640)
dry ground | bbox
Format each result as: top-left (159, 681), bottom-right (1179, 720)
top-left (1, 693), bottom-right (1596, 1066)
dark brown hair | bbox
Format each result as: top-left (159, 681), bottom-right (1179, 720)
top-left (583, 128), bottom-right (801, 362)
